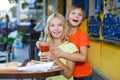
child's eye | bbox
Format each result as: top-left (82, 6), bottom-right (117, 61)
top-left (58, 24), bottom-right (62, 26)
top-left (50, 24), bottom-right (54, 27)
top-left (72, 12), bottom-right (75, 14)
top-left (79, 13), bottom-right (82, 16)
top-left (78, 12), bottom-right (83, 16)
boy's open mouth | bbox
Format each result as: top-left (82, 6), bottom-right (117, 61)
top-left (72, 19), bottom-right (78, 22)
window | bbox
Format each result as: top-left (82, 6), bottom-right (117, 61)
top-left (19, 0), bottom-right (43, 23)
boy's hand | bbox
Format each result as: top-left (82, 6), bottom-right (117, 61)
top-left (51, 47), bottom-right (65, 58)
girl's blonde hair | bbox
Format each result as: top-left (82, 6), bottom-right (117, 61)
top-left (45, 13), bottom-right (68, 45)
top-left (66, 4), bottom-right (85, 21)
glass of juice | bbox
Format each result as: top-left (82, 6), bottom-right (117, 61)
top-left (39, 41), bottom-right (50, 52)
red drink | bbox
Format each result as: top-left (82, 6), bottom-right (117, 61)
top-left (39, 45), bottom-right (50, 52)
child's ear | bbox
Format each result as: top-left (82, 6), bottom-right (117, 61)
top-left (82, 17), bottom-right (84, 21)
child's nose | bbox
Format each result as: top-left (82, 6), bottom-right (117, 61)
top-left (54, 26), bottom-right (59, 30)
top-left (75, 14), bottom-right (79, 18)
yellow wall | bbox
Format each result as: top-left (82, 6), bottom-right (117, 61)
top-left (88, 40), bottom-right (120, 80)
top-left (66, 0), bottom-right (72, 10)
top-left (101, 43), bottom-right (120, 80)
top-left (79, 19), bottom-right (87, 34)
top-left (58, 0), bottom-right (63, 14)
top-left (88, 40), bottom-right (102, 70)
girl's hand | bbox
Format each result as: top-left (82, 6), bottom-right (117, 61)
top-left (40, 51), bottom-right (58, 62)
top-left (40, 52), bottom-right (50, 62)
top-left (36, 41), bottom-right (40, 48)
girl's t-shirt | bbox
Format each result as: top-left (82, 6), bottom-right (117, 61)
top-left (47, 41), bottom-right (78, 80)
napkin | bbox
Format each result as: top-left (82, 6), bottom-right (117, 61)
top-left (17, 61), bottom-right (55, 72)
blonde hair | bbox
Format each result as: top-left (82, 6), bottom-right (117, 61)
top-left (45, 13), bottom-right (68, 45)
top-left (66, 4), bottom-right (85, 21)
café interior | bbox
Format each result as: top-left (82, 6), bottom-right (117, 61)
top-left (0, 0), bottom-right (120, 80)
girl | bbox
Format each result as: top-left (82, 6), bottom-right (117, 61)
top-left (36, 13), bottom-right (78, 80)
top-left (52, 5), bottom-right (93, 80)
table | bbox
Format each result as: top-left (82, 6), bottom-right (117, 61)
top-left (0, 67), bottom-right (63, 79)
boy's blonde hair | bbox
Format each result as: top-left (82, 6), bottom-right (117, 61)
top-left (45, 13), bottom-right (68, 45)
top-left (66, 4), bottom-right (85, 21)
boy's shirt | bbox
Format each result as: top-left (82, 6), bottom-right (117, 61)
top-left (69, 29), bottom-right (92, 77)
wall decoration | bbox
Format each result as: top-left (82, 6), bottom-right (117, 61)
top-left (102, 13), bottom-right (120, 41)
top-left (88, 16), bottom-right (101, 37)
top-left (116, 0), bottom-right (120, 8)
top-left (72, 0), bottom-right (89, 18)
top-left (94, 0), bottom-right (102, 13)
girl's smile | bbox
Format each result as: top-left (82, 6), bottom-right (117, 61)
top-left (49, 17), bottom-right (64, 39)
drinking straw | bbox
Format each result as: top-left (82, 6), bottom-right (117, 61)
top-left (43, 33), bottom-right (48, 43)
